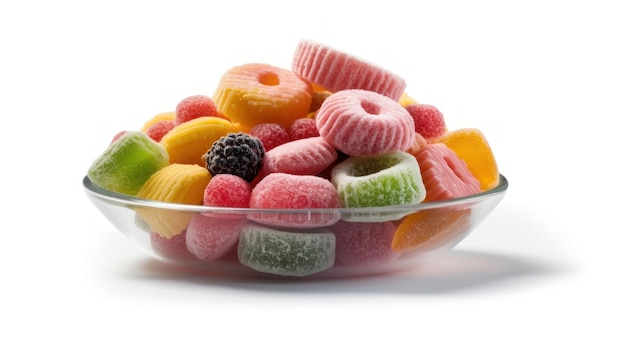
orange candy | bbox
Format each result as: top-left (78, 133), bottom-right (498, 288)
top-left (436, 128), bottom-right (499, 191)
top-left (213, 63), bottom-right (313, 130)
top-left (391, 208), bottom-right (472, 252)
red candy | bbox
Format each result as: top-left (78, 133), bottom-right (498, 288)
top-left (405, 103), bottom-right (446, 140)
top-left (248, 123), bottom-right (291, 151)
top-left (150, 230), bottom-right (197, 261)
top-left (289, 118), bottom-right (320, 140)
top-left (175, 95), bottom-right (221, 125)
top-left (203, 174), bottom-right (252, 208)
top-left (248, 173), bottom-right (341, 228)
top-left (332, 220), bottom-right (400, 266)
top-left (186, 214), bottom-right (245, 261)
top-left (145, 120), bottom-right (175, 142)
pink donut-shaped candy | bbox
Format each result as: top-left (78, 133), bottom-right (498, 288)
top-left (292, 40), bottom-right (406, 100)
top-left (316, 89), bottom-right (415, 157)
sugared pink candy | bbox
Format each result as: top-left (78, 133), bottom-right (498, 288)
top-left (248, 173), bottom-right (341, 227)
top-left (261, 136), bottom-right (338, 176)
top-left (248, 123), bottom-right (291, 151)
top-left (332, 220), bottom-right (400, 266)
top-left (405, 103), bottom-right (447, 140)
top-left (175, 95), bottom-right (221, 125)
top-left (145, 120), bottom-right (175, 142)
top-left (203, 174), bottom-right (252, 208)
top-left (289, 118), bottom-right (319, 140)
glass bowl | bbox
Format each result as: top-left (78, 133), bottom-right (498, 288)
top-left (83, 174), bottom-right (508, 279)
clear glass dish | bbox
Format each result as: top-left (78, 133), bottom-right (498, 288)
top-left (83, 174), bottom-right (508, 279)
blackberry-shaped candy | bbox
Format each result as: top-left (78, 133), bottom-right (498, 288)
top-left (204, 133), bottom-right (265, 182)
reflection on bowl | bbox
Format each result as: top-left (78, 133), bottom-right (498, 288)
top-left (83, 174), bottom-right (508, 279)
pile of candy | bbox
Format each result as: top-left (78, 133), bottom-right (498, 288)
top-left (87, 39), bottom-right (500, 277)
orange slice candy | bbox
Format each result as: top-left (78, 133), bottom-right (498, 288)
top-left (436, 128), bottom-right (500, 191)
top-left (391, 208), bottom-right (472, 253)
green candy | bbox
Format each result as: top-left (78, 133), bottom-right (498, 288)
top-left (331, 151), bottom-right (426, 221)
top-left (238, 224), bottom-right (336, 277)
top-left (87, 131), bottom-right (169, 196)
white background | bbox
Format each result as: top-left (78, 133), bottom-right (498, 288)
top-left (1, 0), bottom-right (624, 349)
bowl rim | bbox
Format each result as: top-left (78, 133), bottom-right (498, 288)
top-left (83, 174), bottom-right (508, 214)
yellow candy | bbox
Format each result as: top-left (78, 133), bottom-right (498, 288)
top-left (436, 128), bottom-right (499, 191)
top-left (135, 163), bottom-right (211, 238)
top-left (141, 111), bottom-right (175, 132)
top-left (398, 92), bottom-right (417, 107)
top-left (160, 116), bottom-right (238, 166)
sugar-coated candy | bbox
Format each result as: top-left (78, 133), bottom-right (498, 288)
top-left (213, 63), bottom-right (313, 130)
top-left (204, 133), bottom-right (265, 183)
top-left (414, 143), bottom-right (481, 202)
top-left (175, 95), bottom-right (220, 125)
top-left (141, 111), bottom-right (175, 132)
top-left (145, 120), bottom-right (175, 142)
top-left (88, 131), bottom-right (169, 196)
top-left (288, 117), bottom-right (319, 140)
top-left (332, 220), bottom-right (400, 266)
top-left (261, 136), bottom-right (337, 176)
top-left (316, 89), bottom-right (415, 157)
top-left (203, 174), bottom-right (252, 208)
top-left (248, 123), bottom-right (291, 152)
top-left (405, 103), bottom-right (447, 140)
top-left (331, 151), bottom-right (426, 221)
top-left (238, 224), bottom-right (336, 277)
top-left (391, 208), bottom-right (472, 252)
top-left (150, 230), bottom-right (197, 261)
top-left (135, 163), bottom-right (211, 238)
top-left (436, 128), bottom-right (500, 191)
top-left (160, 116), bottom-right (238, 166)
top-left (291, 39), bottom-right (406, 100)
top-left (186, 214), bottom-right (245, 261)
top-left (249, 173), bottom-right (341, 228)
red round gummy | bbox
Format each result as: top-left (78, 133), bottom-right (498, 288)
top-left (203, 174), bottom-right (252, 208)
top-left (248, 123), bottom-right (291, 151)
top-left (145, 120), bottom-right (175, 142)
top-left (175, 95), bottom-right (220, 125)
top-left (289, 117), bottom-right (319, 140)
top-left (405, 103), bottom-right (446, 140)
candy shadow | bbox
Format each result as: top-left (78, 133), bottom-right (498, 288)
top-left (126, 250), bottom-right (562, 295)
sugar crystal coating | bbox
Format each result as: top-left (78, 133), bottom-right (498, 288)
top-left (414, 143), bottom-right (481, 202)
top-left (332, 220), bottom-right (400, 266)
top-left (186, 214), bottom-right (245, 261)
top-left (238, 224), bottom-right (336, 277)
top-left (331, 151), bottom-right (426, 213)
top-left (316, 89), bottom-right (415, 157)
top-left (249, 123), bottom-right (291, 151)
top-left (291, 39), bottom-right (406, 100)
top-left (203, 174), bottom-right (252, 208)
top-left (261, 136), bottom-right (338, 176)
top-left (175, 95), bottom-right (220, 125)
top-left (289, 117), bottom-right (320, 140)
top-left (405, 103), bottom-right (447, 140)
top-left (88, 131), bottom-right (169, 196)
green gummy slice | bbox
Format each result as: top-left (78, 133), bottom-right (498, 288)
top-left (238, 225), bottom-right (336, 277)
top-left (87, 131), bottom-right (169, 196)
